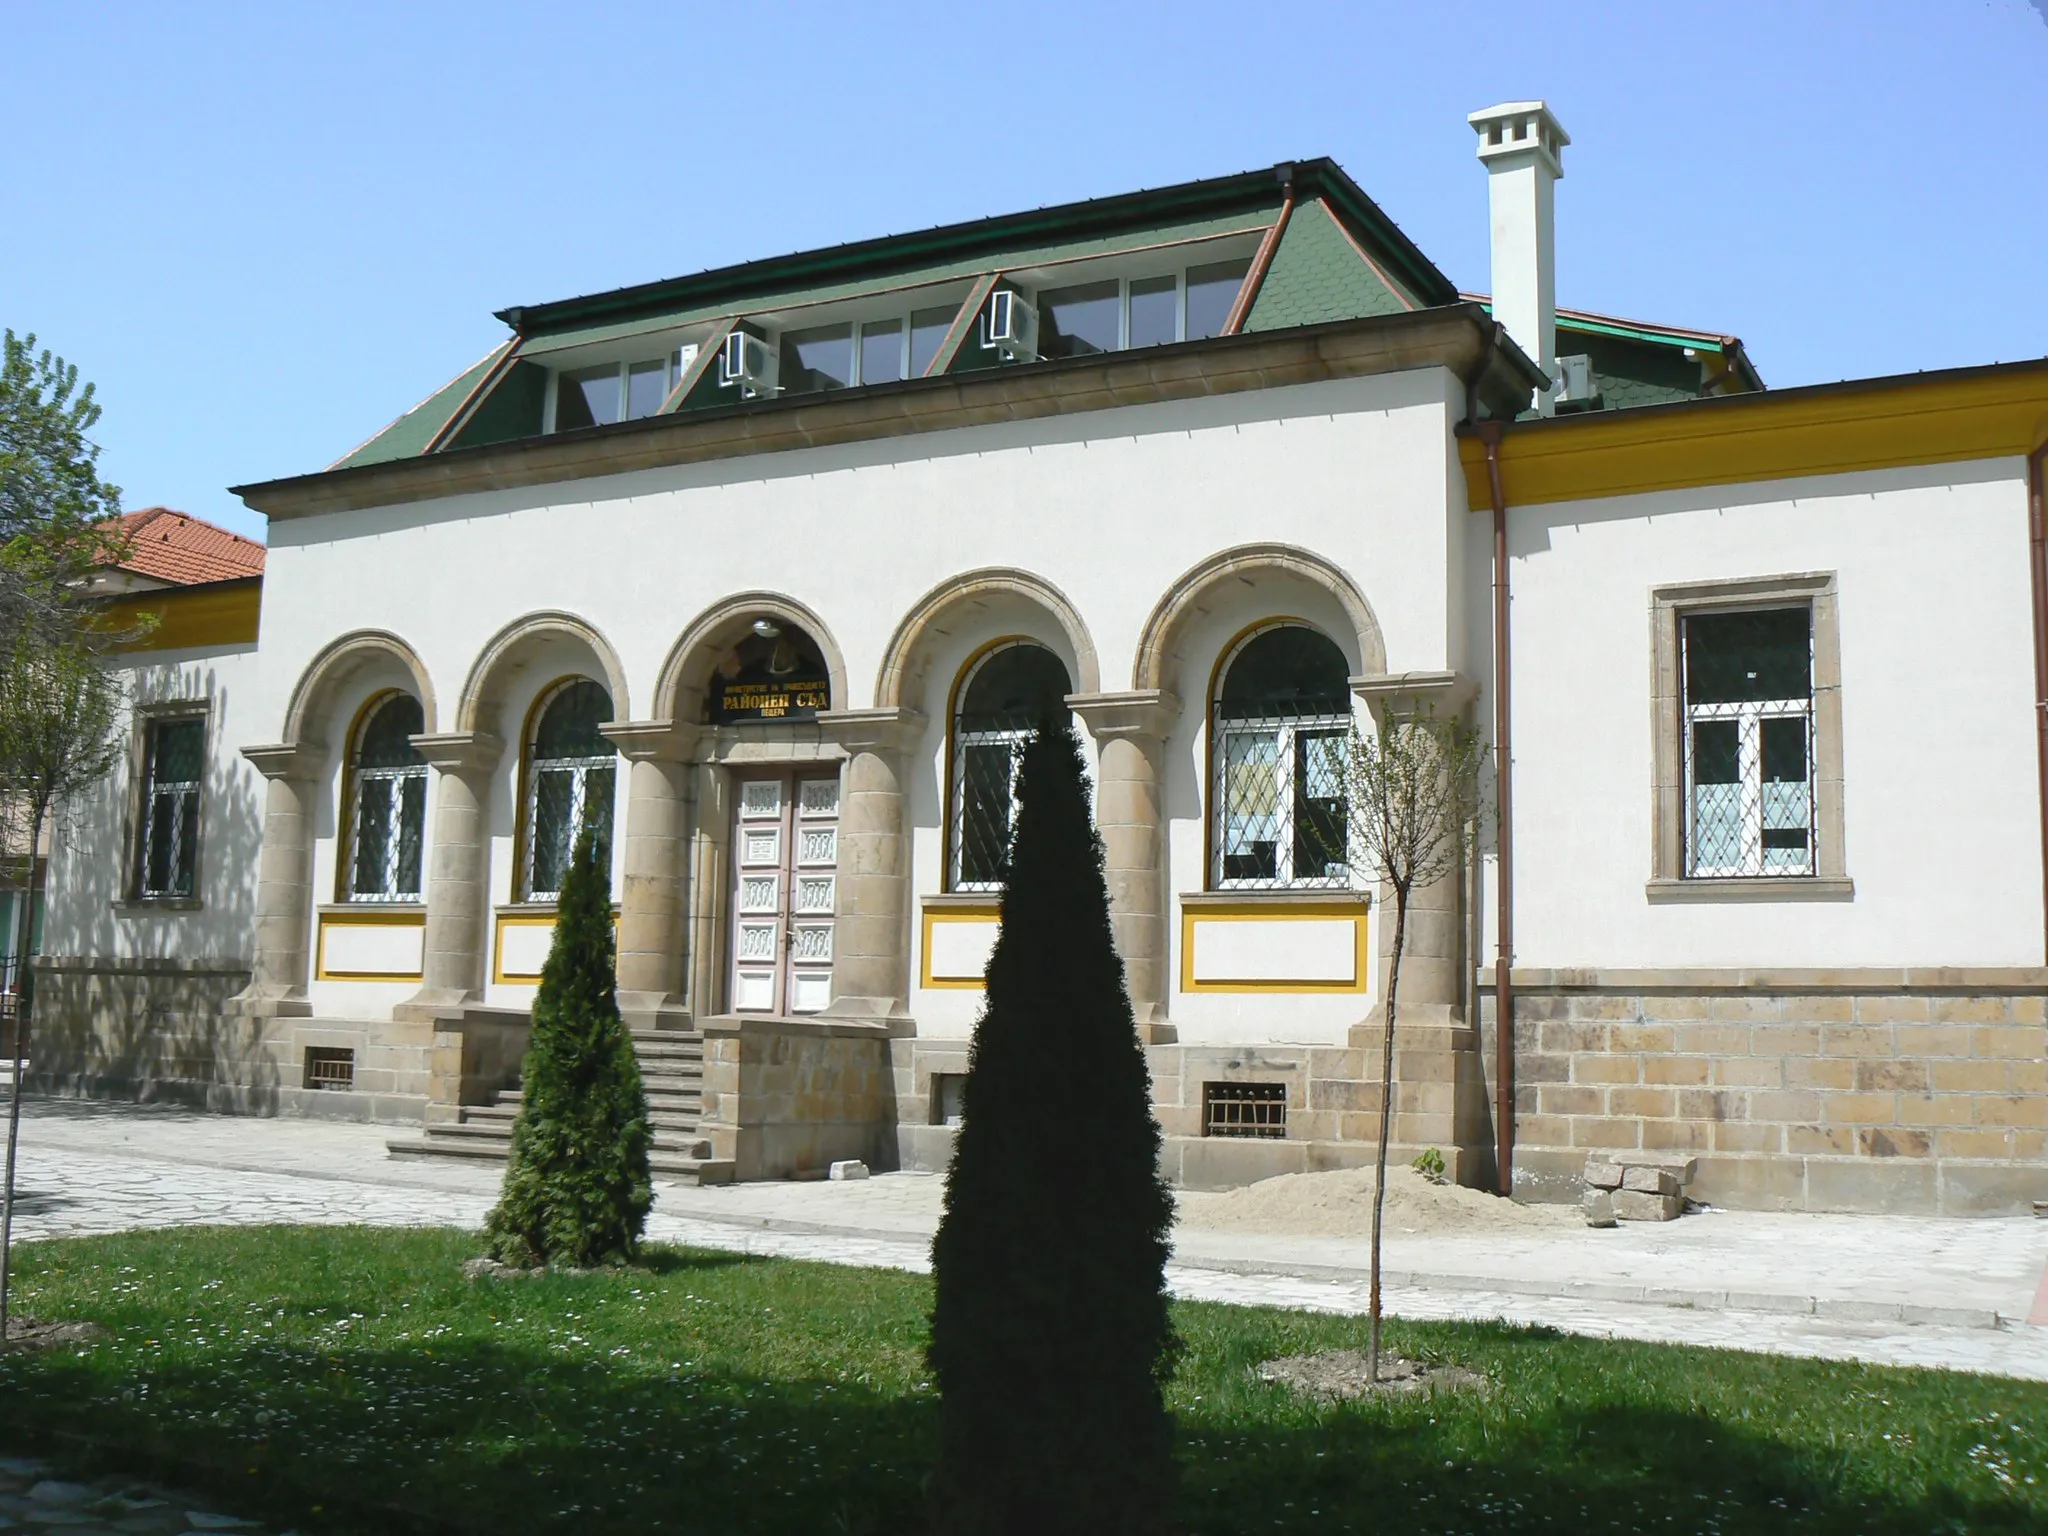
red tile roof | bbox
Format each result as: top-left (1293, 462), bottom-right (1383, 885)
top-left (112, 508), bottom-right (266, 587)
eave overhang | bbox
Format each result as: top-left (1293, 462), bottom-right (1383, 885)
top-left (237, 304), bottom-right (1540, 521)
top-left (1456, 355), bottom-right (2048, 510)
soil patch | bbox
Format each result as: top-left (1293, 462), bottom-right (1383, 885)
top-left (1, 1317), bottom-right (107, 1353)
top-left (1257, 1348), bottom-right (1489, 1403)
top-left (1177, 1164), bottom-right (1574, 1238)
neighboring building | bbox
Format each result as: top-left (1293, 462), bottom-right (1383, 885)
top-left (34, 103), bottom-right (2048, 1214)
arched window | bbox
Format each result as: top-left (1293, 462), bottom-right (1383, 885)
top-left (1210, 624), bottom-right (1352, 888)
top-left (706, 620), bottom-right (831, 723)
top-left (345, 693), bottom-right (427, 902)
top-left (950, 641), bottom-right (1073, 890)
top-left (523, 678), bottom-right (616, 902)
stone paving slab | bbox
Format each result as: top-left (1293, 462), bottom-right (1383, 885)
top-left (7, 1097), bottom-right (2048, 1381)
top-left (0, 1456), bottom-right (283, 1535)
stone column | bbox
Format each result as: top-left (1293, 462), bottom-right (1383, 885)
top-left (817, 708), bottom-right (925, 1026)
top-left (601, 720), bottom-right (700, 1029)
top-left (1069, 691), bottom-right (1182, 1042)
top-left (231, 742), bottom-right (325, 1019)
top-left (1349, 671), bottom-right (1477, 1024)
top-left (400, 731), bottom-right (502, 1016)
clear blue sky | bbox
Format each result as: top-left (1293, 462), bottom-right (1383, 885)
top-left (6, 1), bottom-right (2045, 543)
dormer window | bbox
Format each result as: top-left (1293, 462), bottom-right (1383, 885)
top-left (775, 305), bottom-right (960, 397)
top-left (547, 350), bottom-right (694, 432)
top-left (1036, 258), bottom-right (1252, 361)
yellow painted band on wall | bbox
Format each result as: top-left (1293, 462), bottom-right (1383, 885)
top-left (492, 908), bottom-right (621, 983)
top-left (315, 908), bottom-right (426, 983)
top-left (920, 903), bottom-right (1000, 991)
top-left (1460, 363), bottom-right (2048, 511)
top-left (1178, 902), bottom-right (1371, 994)
top-left (100, 578), bottom-right (262, 653)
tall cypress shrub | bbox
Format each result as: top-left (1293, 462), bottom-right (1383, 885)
top-left (483, 826), bottom-right (652, 1268)
top-left (928, 715), bottom-right (1179, 1534)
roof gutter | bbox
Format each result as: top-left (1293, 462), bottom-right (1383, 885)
top-left (2030, 438), bottom-right (2048, 963)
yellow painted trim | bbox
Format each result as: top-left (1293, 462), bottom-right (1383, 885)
top-left (920, 902), bottom-right (1000, 990)
top-left (315, 908), bottom-right (426, 982)
top-left (1459, 364), bottom-right (2048, 511)
top-left (1178, 901), bottom-right (1370, 994)
top-left (492, 907), bottom-right (621, 983)
top-left (101, 579), bottom-right (262, 653)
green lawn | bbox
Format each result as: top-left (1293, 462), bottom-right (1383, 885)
top-left (0, 1226), bottom-right (2042, 1534)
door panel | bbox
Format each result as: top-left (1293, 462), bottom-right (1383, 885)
top-left (727, 769), bottom-right (839, 1014)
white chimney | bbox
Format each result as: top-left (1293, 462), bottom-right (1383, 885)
top-left (1468, 100), bottom-right (1569, 415)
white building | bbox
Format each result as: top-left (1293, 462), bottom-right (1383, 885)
top-left (37, 105), bottom-right (2048, 1213)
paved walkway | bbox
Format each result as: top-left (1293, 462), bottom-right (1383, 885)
top-left (0, 1453), bottom-right (281, 1534)
top-left (6, 1097), bottom-right (2048, 1382)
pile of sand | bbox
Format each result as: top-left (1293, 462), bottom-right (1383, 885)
top-left (1176, 1164), bottom-right (1574, 1238)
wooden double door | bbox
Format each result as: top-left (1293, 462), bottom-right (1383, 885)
top-left (727, 769), bottom-right (839, 1014)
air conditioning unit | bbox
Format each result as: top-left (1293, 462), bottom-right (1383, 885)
top-left (1553, 353), bottom-right (1596, 404)
top-left (719, 329), bottom-right (778, 398)
top-left (984, 288), bottom-right (1038, 362)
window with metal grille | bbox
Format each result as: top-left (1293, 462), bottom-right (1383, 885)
top-left (1210, 624), bottom-right (1352, 889)
top-left (1203, 1081), bottom-right (1287, 1139)
top-left (949, 642), bottom-right (1073, 891)
top-left (346, 693), bottom-right (427, 902)
top-left (304, 1047), bottom-right (355, 1091)
top-left (137, 715), bottom-right (205, 899)
top-left (522, 679), bottom-right (616, 901)
top-left (1682, 607), bottom-right (1814, 877)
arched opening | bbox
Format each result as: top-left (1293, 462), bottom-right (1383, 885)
top-left (705, 619), bottom-right (832, 724)
top-left (521, 678), bottom-right (617, 902)
top-left (1210, 623), bottom-right (1352, 889)
top-left (949, 640), bottom-right (1073, 891)
top-left (343, 692), bottom-right (428, 903)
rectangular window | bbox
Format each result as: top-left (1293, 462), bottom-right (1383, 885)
top-left (1186, 258), bottom-right (1252, 341)
top-left (781, 324), bottom-right (855, 394)
top-left (555, 364), bottom-right (623, 430)
top-left (1039, 279), bottom-right (1123, 359)
top-left (1682, 607), bottom-right (1815, 877)
top-left (859, 319), bottom-right (904, 385)
top-left (549, 352), bottom-right (688, 431)
top-left (1126, 274), bottom-right (1179, 349)
top-left (1215, 722), bottom-right (1350, 888)
top-left (137, 716), bottom-right (205, 899)
top-left (910, 305), bottom-right (955, 377)
top-left (1034, 256), bottom-right (1255, 362)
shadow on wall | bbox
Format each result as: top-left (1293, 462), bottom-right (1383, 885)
top-left (30, 668), bottom-right (273, 1111)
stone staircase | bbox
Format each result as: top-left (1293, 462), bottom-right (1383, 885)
top-left (387, 1028), bottom-right (732, 1183)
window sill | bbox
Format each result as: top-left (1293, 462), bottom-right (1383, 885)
top-left (1181, 888), bottom-right (1371, 909)
top-left (113, 898), bottom-right (202, 914)
top-left (317, 902), bottom-right (426, 917)
top-left (922, 892), bottom-right (1002, 912)
top-left (1645, 876), bottom-right (1854, 904)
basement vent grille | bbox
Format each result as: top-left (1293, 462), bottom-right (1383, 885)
top-left (931, 1073), bottom-right (966, 1127)
top-left (304, 1047), bottom-right (356, 1092)
top-left (1203, 1081), bottom-right (1287, 1140)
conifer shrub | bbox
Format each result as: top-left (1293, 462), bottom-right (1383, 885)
top-left (928, 714), bottom-right (1179, 1534)
top-left (483, 826), bottom-right (652, 1269)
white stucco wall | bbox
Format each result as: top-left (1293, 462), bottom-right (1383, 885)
top-left (1503, 458), bottom-right (2042, 970)
top-left (41, 643), bottom-right (264, 966)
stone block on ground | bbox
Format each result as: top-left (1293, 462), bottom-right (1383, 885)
top-left (1582, 1188), bottom-right (1617, 1228)
top-left (1612, 1189), bottom-right (1684, 1222)
top-left (1584, 1158), bottom-right (1624, 1189)
top-left (1622, 1165), bottom-right (1683, 1196)
top-left (828, 1159), bottom-right (870, 1181)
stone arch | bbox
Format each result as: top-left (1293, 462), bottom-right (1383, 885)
top-left (875, 567), bottom-right (1100, 712)
top-left (455, 611), bottom-right (631, 735)
top-left (653, 591), bottom-right (849, 724)
top-left (1132, 543), bottom-right (1386, 696)
top-left (281, 629), bottom-right (438, 748)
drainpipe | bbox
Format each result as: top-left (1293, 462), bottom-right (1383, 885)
top-left (1477, 418), bottom-right (1516, 1196)
top-left (2031, 441), bottom-right (2048, 964)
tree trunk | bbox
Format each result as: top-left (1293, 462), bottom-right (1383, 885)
top-left (0, 799), bottom-right (48, 1342)
top-left (1367, 886), bottom-right (1408, 1383)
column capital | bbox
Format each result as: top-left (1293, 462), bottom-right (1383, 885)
top-left (1349, 670), bottom-right (1476, 717)
top-left (410, 730), bottom-right (504, 774)
top-left (602, 718), bottom-right (703, 763)
top-left (816, 707), bottom-right (926, 758)
top-left (1067, 690), bottom-right (1182, 742)
top-left (241, 741), bottom-right (326, 782)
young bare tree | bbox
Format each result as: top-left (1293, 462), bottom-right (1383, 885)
top-left (1342, 704), bottom-right (1487, 1381)
top-left (0, 632), bottom-right (125, 1340)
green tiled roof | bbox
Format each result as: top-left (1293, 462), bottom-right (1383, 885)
top-left (1244, 199), bottom-right (1413, 332)
top-left (333, 348), bottom-right (504, 469)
